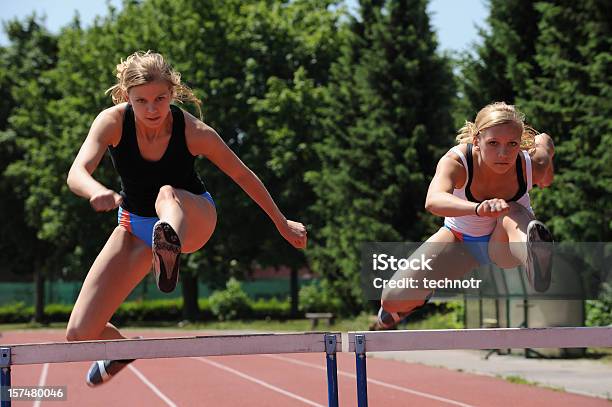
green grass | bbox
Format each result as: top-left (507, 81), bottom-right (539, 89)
top-left (0, 304), bottom-right (459, 332)
top-left (0, 322), bottom-right (68, 330)
top-left (125, 312), bottom-right (376, 332)
top-left (503, 375), bottom-right (534, 385)
top-left (585, 347), bottom-right (612, 364)
top-left (501, 375), bottom-right (565, 392)
top-left (168, 319), bottom-right (313, 332)
top-left (403, 311), bottom-right (463, 330)
top-left (0, 309), bottom-right (462, 333)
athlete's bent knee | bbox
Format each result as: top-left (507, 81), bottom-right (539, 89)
top-left (156, 185), bottom-right (176, 200)
top-left (66, 322), bottom-right (101, 342)
top-left (66, 326), bottom-right (88, 342)
top-left (155, 185), bottom-right (180, 209)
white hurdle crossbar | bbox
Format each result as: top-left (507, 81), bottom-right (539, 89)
top-left (2, 327), bottom-right (611, 407)
top-left (348, 327), bottom-right (612, 407)
top-left (0, 332), bottom-right (342, 407)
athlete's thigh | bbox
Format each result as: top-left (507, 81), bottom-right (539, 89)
top-left (67, 226), bottom-right (152, 339)
top-left (174, 189), bottom-right (217, 253)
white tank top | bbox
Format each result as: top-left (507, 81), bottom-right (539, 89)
top-left (444, 145), bottom-right (534, 237)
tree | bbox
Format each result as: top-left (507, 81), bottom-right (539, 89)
top-left (519, 1), bottom-right (611, 241)
top-left (2, 0), bottom-right (342, 319)
top-left (308, 0), bottom-right (456, 311)
top-left (0, 15), bottom-right (60, 322)
top-left (456, 0), bottom-right (541, 124)
top-left (458, 1), bottom-right (610, 242)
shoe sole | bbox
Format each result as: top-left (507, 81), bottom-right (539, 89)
top-left (152, 221), bottom-right (181, 293)
top-left (526, 220), bottom-right (553, 292)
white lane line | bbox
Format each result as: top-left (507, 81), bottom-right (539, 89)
top-left (128, 364), bottom-right (178, 407)
top-left (194, 357), bottom-right (325, 407)
top-left (32, 363), bottom-right (49, 407)
top-left (265, 354), bottom-right (475, 407)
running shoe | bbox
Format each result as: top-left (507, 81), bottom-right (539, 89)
top-left (86, 359), bottom-right (134, 387)
top-left (525, 220), bottom-right (554, 292)
top-left (152, 221), bottom-right (181, 293)
top-left (371, 292), bottom-right (433, 331)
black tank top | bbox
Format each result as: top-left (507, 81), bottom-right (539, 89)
top-left (108, 104), bottom-right (206, 217)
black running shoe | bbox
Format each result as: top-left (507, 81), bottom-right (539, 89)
top-left (525, 220), bottom-right (554, 293)
top-left (152, 221), bottom-right (181, 293)
top-left (371, 292), bottom-right (433, 331)
top-left (86, 359), bottom-right (134, 387)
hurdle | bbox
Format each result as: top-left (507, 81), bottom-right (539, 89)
top-left (0, 332), bottom-right (341, 407)
top-left (348, 327), bottom-right (612, 407)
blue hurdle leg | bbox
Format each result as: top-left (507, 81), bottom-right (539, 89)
top-left (355, 334), bottom-right (368, 407)
top-left (1, 347), bottom-right (11, 407)
top-left (324, 334), bottom-right (339, 407)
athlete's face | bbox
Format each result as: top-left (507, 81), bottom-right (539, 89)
top-left (127, 81), bottom-right (172, 129)
top-left (474, 122), bottom-right (522, 174)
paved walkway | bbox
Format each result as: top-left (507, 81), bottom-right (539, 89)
top-left (370, 349), bottom-right (612, 400)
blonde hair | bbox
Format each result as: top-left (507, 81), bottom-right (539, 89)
top-left (456, 102), bottom-right (537, 151)
top-left (106, 51), bottom-right (202, 119)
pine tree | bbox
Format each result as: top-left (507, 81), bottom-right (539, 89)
top-left (458, 1), bottom-right (610, 241)
top-left (519, 0), bottom-right (611, 241)
top-left (308, 0), bottom-right (456, 310)
top-left (457, 0), bottom-right (541, 123)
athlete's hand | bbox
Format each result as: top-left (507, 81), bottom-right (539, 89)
top-left (278, 219), bottom-right (307, 249)
top-left (89, 188), bottom-right (123, 212)
top-left (476, 198), bottom-right (510, 218)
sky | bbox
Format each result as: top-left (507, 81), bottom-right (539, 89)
top-left (0, 0), bottom-right (489, 53)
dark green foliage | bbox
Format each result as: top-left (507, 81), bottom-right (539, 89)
top-left (307, 0), bottom-right (456, 310)
top-left (298, 281), bottom-right (342, 314)
top-left (457, 0), bottom-right (541, 122)
top-left (0, 15), bottom-right (59, 278)
top-left (459, 1), bottom-right (611, 242)
top-left (0, 296), bottom-right (294, 323)
top-left (519, 1), bottom-right (611, 241)
top-left (208, 278), bottom-right (252, 320)
top-left (586, 284), bottom-right (612, 327)
top-left (1, 0), bottom-right (341, 284)
top-left (1, 0), bottom-right (608, 317)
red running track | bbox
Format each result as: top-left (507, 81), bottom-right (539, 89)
top-left (1, 330), bottom-right (609, 407)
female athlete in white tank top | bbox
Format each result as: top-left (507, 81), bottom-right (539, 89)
top-left (444, 144), bottom-right (534, 238)
top-left (374, 102), bottom-right (555, 330)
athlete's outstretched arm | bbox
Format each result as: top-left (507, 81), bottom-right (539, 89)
top-left (425, 154), bottom-right (480, 217)
top-left (185, 114), bottom-right (307, 249)
top-left (67, 107), bottom-right (123, 212)
top-left (531, 133), bottom-right (555, 187)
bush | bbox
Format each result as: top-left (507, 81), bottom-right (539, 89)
top-left (44, 303), bottom-right (73, 322)
top-left (0, 302), bottom-right (33, 323)
top-left (298, 281), bottom-right (341, 314)
top-left (197, 298), bottom-right (214, 320)
top-left (251, 297), bottom-right (291, 319)
top-left (114, 299), bottom-right (184, 324)
top-left (208, 278), bottom-right (252, 321)
top-left (0, 293), bottom-right (293, 324)
top-left (586, 283), bottom-right (612, 327)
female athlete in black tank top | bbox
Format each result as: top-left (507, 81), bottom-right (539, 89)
top-left (66, 51), bottom-right (308, 388)
top-left (109, 104), bottom-right (206, 217)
